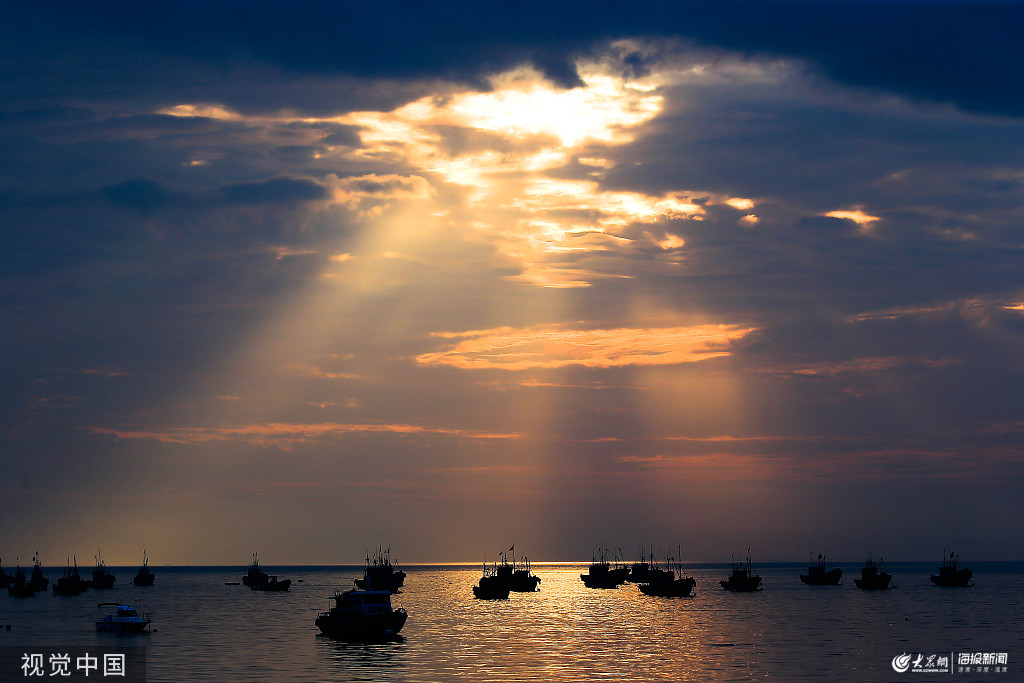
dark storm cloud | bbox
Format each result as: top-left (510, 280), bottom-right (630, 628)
top-left (3, 1), bottom-right (1022, 117)
top-left (220, 177), bottom-right (329, 205)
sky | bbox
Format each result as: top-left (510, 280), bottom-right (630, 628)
top-left (3, 0), bottom-right (1024, 566)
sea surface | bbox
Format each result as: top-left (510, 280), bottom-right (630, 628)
top-left (1, 562), bottom-right (1020, 682)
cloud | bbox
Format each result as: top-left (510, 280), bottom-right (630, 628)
top-left (220, 177), bottom-right (329, 205)
top-left (90, 422), bottom-right (521, 450)
top-left (418, 324), bottom-right (756, 369)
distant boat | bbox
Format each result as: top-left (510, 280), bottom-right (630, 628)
top-left (315, 589), bottom-right (407, 641)
top-left (132, 550), bottom-right (155, 586)
top-left (930, 551), bottom-right (972, 587)
top-left (853, 557), bottom-right (892, 590)
top-left (27, 553), bottom-right (48, 592)
top-left (720, 553), bottom-right (763, 592)
top-left (0, 558), bottom-right (14, 589)
top-left (354, 547), bottom-right (406, 593)
top-left (491, 548), bottom-right (541, 592)
top-left (95, 602), bottom-right (151, 633)
top-left (53, 557), bottom-right (90, 596)
top-left (800, 554), bottom-right (843, 586)
top-left (7, 564), bottom-right (37, 597)
top-left (89, 550), bottom-right (116, 590)
top-left (241, 553), bottom-right (291, 592)
top-left (580, 547), bottom-right (629, 589)
top-left (472, 560), bottom-right (511, 599)
top-left (638, 553), bottom-right (696, 597)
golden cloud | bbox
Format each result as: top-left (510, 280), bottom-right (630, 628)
top-left (417, 324), bottom-right (756, 370)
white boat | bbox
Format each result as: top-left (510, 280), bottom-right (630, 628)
top-left (315, 589), bottom-right (407, 641)
top-left (95, 603), bottom-right (152, 633)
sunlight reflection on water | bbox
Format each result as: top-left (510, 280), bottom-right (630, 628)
top-left (1, 563), bottom-right (1020, 682)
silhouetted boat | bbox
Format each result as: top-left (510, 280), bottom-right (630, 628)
top-left (88, 550), bottom-right (116, 589)
top-left (316, 589), bottom-right (408, 641)
top-left (472, 560), bottom-right (511, 599)
top-left (53, 557), bottom-right (90, 596)
top-left (627, 547), bottom-right (673, 584)
top-left (27, 553), bottom-right (48, 592)
top-left (132, 550), bottom-right (155, 586)
top-left (241, 553), bottom-right (291, 591)
top-left (7, 564), bottom-right (36, 597)
top-left (931, 551), bottom-right (972, 587)
top-left (853, 557), bottom-right (892, 590)
top-left (720, 553), bottom-right (762, 591)
top-left (581, 547), bottom-right (630, 589)
top-left (800, 554), bottom-right (843, 585)
top-left (95, 602), bottom-right (151, 633)
top-left (0, 559), bottom-right (13, 589)
top-left (492, 547), bottom-right (540, 592)
top-left (354, 547), bottom-right (406, 593)
top-left (638, 553), bottom-right (696, 597)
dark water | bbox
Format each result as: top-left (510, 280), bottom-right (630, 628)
top-left (1, 562), bottom-right (1020, 682)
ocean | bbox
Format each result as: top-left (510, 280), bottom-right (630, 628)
top-left (1, 562), bottom-right (1020, 682)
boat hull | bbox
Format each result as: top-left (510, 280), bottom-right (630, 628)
top-left (315, 609), bottom-right (408, 641)
top-left (800, 568), bottom-right (843, 585)
top-left (930, 569), bottom-right (972, 587)
top-left (95, 620), bottom-right (150, 634)
top-left (640, 577), bottom-right (696, 597)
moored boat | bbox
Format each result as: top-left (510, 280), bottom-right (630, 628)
top-left (800, 554), bottom-right (843, 585)
top-left (27, 553), bottom-right (48, 592)
top-left (638, 554), bottom-right (696, 597)
top-left (354, 547), bottom-right (406, 593)
top-left (53, 557), bottom-right (90, 596)
top-left (95, 602), bottom-right (151, 633)
top-left (7, 564), bottom-right (36, 597)
top-left (492, 548), bottom-right (541, 592)
top-left (580, 547), bottom-right (629, 589)
top-left (0, 559), bottom-right (13, 589)
top-left (315, 589), bottom-right (407, 641)
top-left (241, 553), bottom-right (291, 591)
top-left (132, 550), bottom-right (155, 586)
top-left (720, 553), bottom-right (762, 592)
top-left (472, 560), bottom-right (511, 599)
top-left (853, 556), bottom-right (892, 590)
top-left (89, 550), bottom-right (116, 589)
top-left (930, 551), bottom-right (972, 587)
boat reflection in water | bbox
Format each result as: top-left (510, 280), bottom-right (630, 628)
top-left (315, 589), bottom-right (408, 642)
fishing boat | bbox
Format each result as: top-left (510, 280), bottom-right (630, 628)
top-left (132, 550), bottom-right (155, 586)
top-left (88, 550), bottom-right (116, 589)
top-left (27, 553), bottom-right (48, 592)
top-left (580, 547), bottom-right (630, 589)
top-left (853, 557), bottom-right (892, 590)
top-left (720, 553), bottom-right (763, 592)
top-left (800, 554), bottom-right (843, 585)
top-left (241, 553), bottom-right (291, 592)
top-left (492, 548), bottom-right (541, 592)
top-left (95, 602), bottom-right (151, 633)
top-left (930, 551), bottom-right (972, 587)
top-left (52, 557), bottom-right (90, 596)
top-left (315, 589), bottom-right (408, 641)
top-left (0, 559), bottom-right (13, 589)
top-left (638, 554), bottom-right (696, 597)
top-left (472, 560), bottom-right (511, 599)
top-left (7, 564), bottom-right (36, 597)
top-left (354, 547), bottom-right (406, 593)
top-left (627, 548), bottom-right (671, 584)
